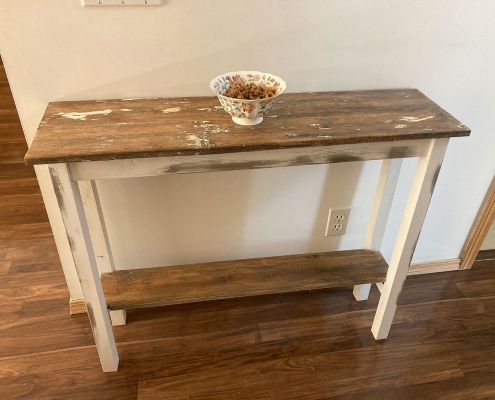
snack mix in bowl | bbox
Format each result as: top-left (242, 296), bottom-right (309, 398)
top-left (210, 71), bottom-right (287, 125)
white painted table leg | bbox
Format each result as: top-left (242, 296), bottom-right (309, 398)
top-left (371, 138), bottom-right (449, 339)
top-left (353, 283), bottom-right (372, 301)
top-left (49, 164), bottom-right (119, 372)
top-left (354, 158), bottom-right (403, 301)
top-left (78, 180), bottom-right (126, 326)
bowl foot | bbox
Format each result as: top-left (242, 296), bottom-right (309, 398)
top-left (232, 116), bottom-right (263, 126)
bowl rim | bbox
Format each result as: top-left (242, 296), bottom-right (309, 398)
top-left (209, 70), bottom-right (287, 103)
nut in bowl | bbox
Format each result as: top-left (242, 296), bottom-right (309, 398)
top-left (210, 71), bottom-right (287, 126)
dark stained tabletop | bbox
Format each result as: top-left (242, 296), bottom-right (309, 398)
top-left (25, 89), bottom-right (470, 165)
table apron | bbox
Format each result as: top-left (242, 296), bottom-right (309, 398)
top-left (68, 139), bottom-right (430, 181)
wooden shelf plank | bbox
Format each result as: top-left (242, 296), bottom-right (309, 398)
top-left (25, 89), bottom-right (470, 165)
top-left (101, 249), bottom-right (388, 310)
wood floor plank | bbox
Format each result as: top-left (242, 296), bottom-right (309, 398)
top-left (0, 270), bottom-right (68, 304)
top-left (0, 229), bottom-right (14, 261)
top-left (329, 371), bottom-right (495, 400)
top-left (128, 328), bottom-right (493, 398)
top-left (0, 194), bottom-right (47, 225)
top-left (0, 296), bottom-right (95, 358)
top-left (456, 279), bottom-right (495, 298)
top-left (115, 287), bottom-right (380, 345)
top-left (137, 343), bottom-right (464, 399)
top-left (455, 345), bottom-right (495, 376)
top-left (0, 180), bottom-right (41, 197)
top-left (0, 260), bottom-right (11, 275)
top-left (120, 309), bottom-right (495, 397)
top-left (0, 344), bottom-right (138, 400)
top-left (454, 259), bottom-right (495, 282)
top-left (0, 162), bottom-right (36, 180)
top-left (0, 301), bottom-right (22, 329)
top-left (259, 295), bottom-right (495, 343)
top-left (397, 271), bottom-right (467, 306)
top-left (4, 223), bottom-right (60, 274)
top-left (476, 249), bottom-right (495, 261)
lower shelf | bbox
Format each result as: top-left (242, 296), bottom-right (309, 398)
top-left (101, 249), bottom-right (388, 310)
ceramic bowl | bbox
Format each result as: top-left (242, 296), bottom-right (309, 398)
top-left (210, 71), bottom-right (287, 125)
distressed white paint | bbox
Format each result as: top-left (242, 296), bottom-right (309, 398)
top-left (56, 109), bottom-right (112, 121)
top-left (33, 165), bottom-right (83, 299)
top-left (121, 109), bottom-right (132, 112)
top-left (399, 116), bottom-right (435, 123)
top-left (161, 107), bottom-right (181, 113)
top-left (193, 121), bottom-right (229, 134)
top-left (197, 106), bottom-right (223, 111)
top-left (372, 138), bottom-right (449, 339)
top-left (395, 124), bottom-right (408, 129)
top-left (78, 180), bottom-right (127, 326)
top-left (185, 134), bottom-right (210, 148)
top-left (48, 164), bottom-right (118, 371)
top-left (310, 124), bottom-right (332, 130)
top-left (79, 180), bottom-right (116, 274)
top-left (68, 140), bottom-right (429, 181)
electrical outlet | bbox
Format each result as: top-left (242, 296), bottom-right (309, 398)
top-left (325, 208), bottom-right (351, 236)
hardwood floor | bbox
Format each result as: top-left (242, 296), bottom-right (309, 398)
top-left (1, 56), bottom-right (495, 399)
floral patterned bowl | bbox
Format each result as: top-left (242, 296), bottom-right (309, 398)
top-left (210, 71), bottom-right (287, 125)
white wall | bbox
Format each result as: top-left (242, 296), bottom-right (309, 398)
top-left (1, 1), bottom-right (494, 294)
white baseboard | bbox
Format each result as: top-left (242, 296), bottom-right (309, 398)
top-left (408, 258), bottom-right (460, 276)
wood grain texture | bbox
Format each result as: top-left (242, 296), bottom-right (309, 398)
top-left (25, 89), bottom-right (470, 165)
top-left (456, 279), bottom-right (495, 298)
top-left (69, 298), bottom-right (87, 315)
top-left (0, 229), bottom-right (15, 261)
top-left (101, 250), bottom-right (388, 310)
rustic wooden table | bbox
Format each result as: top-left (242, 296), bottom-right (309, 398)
top-left (25, 89), bottom-right (470, 372)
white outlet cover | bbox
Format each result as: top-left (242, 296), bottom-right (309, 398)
top-left (325, 208), bottom-right (351, 236)
top-left (83, 0), bottom-right (162, 6)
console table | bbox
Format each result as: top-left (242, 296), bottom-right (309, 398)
top-left (25, 89), bottom-right (470, 372)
